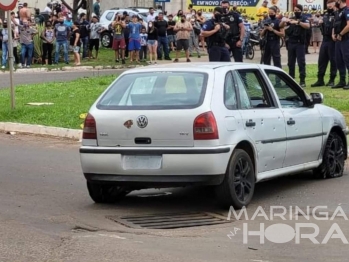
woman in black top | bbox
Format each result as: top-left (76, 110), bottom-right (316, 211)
top-left (70, 21), bottom-right (81, 66)
top-left (147, 21), bottom-right (158, 64)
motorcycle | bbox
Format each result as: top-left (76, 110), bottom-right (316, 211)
top-left (243, 30), bottom-right (260, 60)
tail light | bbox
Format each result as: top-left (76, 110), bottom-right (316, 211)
top-left (83, 113), bottom-right (97, 140)
top-left (193, 111), bottom-right (219, 140)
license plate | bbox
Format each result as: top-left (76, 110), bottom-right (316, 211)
top-left (122, 155), bottom-right (162, 170)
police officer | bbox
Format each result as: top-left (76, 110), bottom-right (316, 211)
top-left (281, 4), bottom-right (310, 87)
top-left (260, 7), bottom-right (284, 67)
top-left (201, 7), bottom-right (231, 62)
top-left (311, 0), bottom-right (337, 87)
top-left (303, 7), bottom-right (312, 54)
top-left (221, 0), bottom-right (245, 62)
top-left (333, 0), bottom-right (349, 90)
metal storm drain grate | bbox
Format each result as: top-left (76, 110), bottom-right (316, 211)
top-left (107, 212), bottom-right (231, 229)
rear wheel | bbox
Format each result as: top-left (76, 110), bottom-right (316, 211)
top-left (215, 149), bottom-right (255, 209)
top-left (314, 132), bottom-right (345, 179)
top-left (87, 181), bottom-right (130, 203)
top-left (246, 44), bottom-right (254, 60)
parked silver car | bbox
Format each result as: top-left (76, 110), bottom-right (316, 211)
top-left (80, 63), bottom-right (348, 208)
top-left (99, 8), bottom-right (147, 47)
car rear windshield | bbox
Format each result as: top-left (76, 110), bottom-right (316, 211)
top-left (97, 72), bottom-right (208, 110)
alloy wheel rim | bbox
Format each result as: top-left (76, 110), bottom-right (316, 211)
top-left (233, 157), bottom-right (253, 202)
top-left (327, 138), bottom-right (344, 176)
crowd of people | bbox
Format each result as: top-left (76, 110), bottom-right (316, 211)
top-left (1, 0), bottom-right (349, 91)
top-left (0, 1), bottom-right (208, 69)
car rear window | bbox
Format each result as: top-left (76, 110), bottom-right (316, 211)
top-left (97, 72), bottom-right (208, 110)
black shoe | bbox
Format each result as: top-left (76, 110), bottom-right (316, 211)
top-left (343, 85), bottom-right (349, 90)
top-left (122, 59), bottom-right (125, 64)
top-left (115, 59), bottom-right (119, 63)
top-left (326, 81), bottom-right (335, 87)
top-left (158, 57), bottom-right (163, 60)
top-left (300, 82), bottom-right (306, 88)
top-left (173, 59), bottom-right (179, 63)
top-left (311, 81), bottom-right (325, 87)
top-left (165, 57), bottom-right (171, 60)
top-left (332, 82), bottom-right (346, 89)
top-left (198, 55), bottom-right (201, 58)
top-left (186, 58), bottom-right (191, 62)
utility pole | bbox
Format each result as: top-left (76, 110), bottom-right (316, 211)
top-left (87, 0), bottom-right (93, 20)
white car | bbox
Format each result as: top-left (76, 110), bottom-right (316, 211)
top-left (80, 63), bottom-right (348, 208)
top-left (99, 9), bottom-right (147, 47)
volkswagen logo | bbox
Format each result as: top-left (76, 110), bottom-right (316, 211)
top-left (136, 115), bottom-right (148, 128)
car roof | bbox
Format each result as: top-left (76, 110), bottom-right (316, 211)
top-left (125, 63), bottom-right (283, 73)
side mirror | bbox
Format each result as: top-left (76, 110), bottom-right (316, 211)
top-left (310, 92), bottom-right (324, 104)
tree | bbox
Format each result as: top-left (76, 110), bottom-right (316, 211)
top-left (61, 0), bottom-right (87, 20)
top-left (0, 9), bottom-right (5, 21)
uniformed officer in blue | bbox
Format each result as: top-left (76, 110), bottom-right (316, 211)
top-left (281, 4), bottom-right (310, 87)
top-left (221, 0), bottom-right (245, 62)
top-left (201, 7), bottom-right (231, 62)
top-left (260, 6), bottom-right (284, 67)
top-left (333, 0), bottom-right (349, 90)
top-left (311, 0), bottom-right (337, 87)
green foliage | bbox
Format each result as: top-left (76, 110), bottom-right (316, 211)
top-left (33, 24), bottom-right (45, 62)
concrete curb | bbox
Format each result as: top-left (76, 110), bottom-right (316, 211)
top-left (0, 62), bottom-right (319, 74)
top-left (0, 65), bottom-right (145, 74)
top-left (0, 122), bottom-right (81, 140)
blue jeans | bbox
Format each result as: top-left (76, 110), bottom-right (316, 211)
top-left (81, 36), bottom-right (89, 58)
top-left (2, 41), bottom-right (8, 67)
top-left (55, 40), bottom-right (69, 63)
top-left (21, 42), bottom-right (34, 66)
top-left (242, 32), bottom-right (250, 55)
top-left (157, 36), bottom-right (169, 59)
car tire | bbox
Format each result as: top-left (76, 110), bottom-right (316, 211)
top-left (87, 181), bottom-right (129, 203)
top-left (314, 132), bottom-right (345, 179)
top-left (215, 149), bottom-right (255, 209)
top-left (101, 32), bottom-right (112, 48)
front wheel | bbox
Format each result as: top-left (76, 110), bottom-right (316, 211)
top-left (280, 37), bottom-right (285, 48)
top-left (101, 32), bottom-right (112, 48)
top-left (314, 132), bottom-right (345, 179)
top-left (215, 149), bottom-right (255, 209)
top-left (87, 181), bottom-right (130, 203)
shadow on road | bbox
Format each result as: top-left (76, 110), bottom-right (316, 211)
top-left (83, 171), bottom-right (347, 215)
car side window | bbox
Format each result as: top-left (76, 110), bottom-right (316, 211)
top-left (224, 72), bottom-right (237, 110)
top-left (234, 70), bottom-right (273, 109)
top-left (106, 12), bottom-right (114, 21)
top-left (265, 70), bottom-right (305, 108)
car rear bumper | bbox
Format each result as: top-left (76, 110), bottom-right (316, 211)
top-left (84, 173), bottom-right (225, 187)
top-left (80, 146), bottom-right (232, 186)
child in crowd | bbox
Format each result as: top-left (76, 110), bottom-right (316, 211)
top-left (127, 15), bottom-right (142, 63)
top-left (167, 14), bottom-right (176, 51)
top-left (139, 27), bottom-right (148, 62)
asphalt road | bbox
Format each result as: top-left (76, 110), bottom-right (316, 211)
top-left (0, 133), bottom-right (349, 261)
top-left (0, 69), bottom-right (126, 89)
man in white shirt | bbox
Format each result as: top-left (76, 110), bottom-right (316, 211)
top-left (44, 3), bottom-right (52, 13)
top-left (147, 7), bottom-right (156, 22)
top-left (10, 12), bottom-right (20, 34)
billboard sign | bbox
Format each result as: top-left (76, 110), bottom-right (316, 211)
top-left (296, 0), bottom-right (323, 10)
top-left (187, 0), bottom-right (288, 19)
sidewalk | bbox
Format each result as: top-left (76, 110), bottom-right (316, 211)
top-left (0, 47), bottom-right (319, 74)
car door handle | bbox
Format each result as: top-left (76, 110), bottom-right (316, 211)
top-left (245, 120), bottom-right (256, 127)
top-left (287, 119), bottom-right (296, 125)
